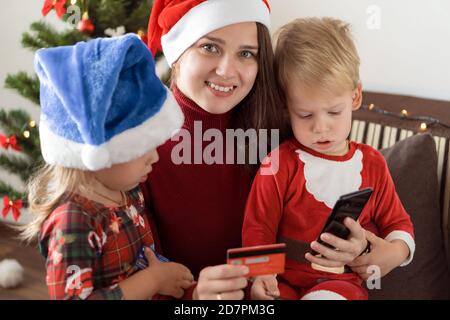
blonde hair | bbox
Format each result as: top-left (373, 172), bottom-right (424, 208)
top-left (18, 164), bottom-right (92, 243)
top-left (275, 17), bottom-right (360, 96)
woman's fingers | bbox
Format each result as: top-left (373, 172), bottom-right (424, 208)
top-left (200, 264), bottom-right (249, 280)
top-left (196, 264), bottom-right (249, 300)
top-left (198, 277), bottom-right (248, 294)
top-left (214, 290), bottom-right (245, 300)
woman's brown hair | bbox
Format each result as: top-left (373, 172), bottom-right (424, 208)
top-left (232, 23), bottom-right (289, 175)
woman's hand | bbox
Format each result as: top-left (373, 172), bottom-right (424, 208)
top-left (347, 230), bottom-right (410, 280)
top-left (193, 264), bottom-right (249, 300)
top-left (305, 217), bottom-right (368, 268)
top-left (145, 248), bottom-right (194, 298)
top-left (251, 275), bottom-right (279, 300)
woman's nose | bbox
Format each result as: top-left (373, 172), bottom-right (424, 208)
top-left (216, 55), bottom-right (237, 80)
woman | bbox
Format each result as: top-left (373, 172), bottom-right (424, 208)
top-left (142, 0), bottom-right (286, 300)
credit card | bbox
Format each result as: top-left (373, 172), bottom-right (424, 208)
top-left (227, 243), bottom-right (286, 277)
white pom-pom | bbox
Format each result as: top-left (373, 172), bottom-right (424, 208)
top-left (0, 259), bottom-right (24, 289)
top-left (81, 144), bottom-right (111, 170)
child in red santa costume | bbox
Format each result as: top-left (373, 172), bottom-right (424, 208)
top-left (243, 17), bottom-right (415, 300)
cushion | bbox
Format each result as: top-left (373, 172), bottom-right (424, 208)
top-left (368, 133), bottom-right (450, 300)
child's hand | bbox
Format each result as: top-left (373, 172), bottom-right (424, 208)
top-left (305, 217), bottom-right (368, 268)
top-left (251, 275), bottom-right (280, 300)
top-left (347, 230), bottom-right (410, 280)
top-left (144, 248), bottom-right (194, 298)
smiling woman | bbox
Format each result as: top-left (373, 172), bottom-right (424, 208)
top-left (174, 22), bottom-right (259, 115)
top-left (142, 0), bottom-right (287, 301)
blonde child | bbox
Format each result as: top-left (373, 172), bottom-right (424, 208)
top-left (243, 17), bottom-right (415, 300)
top-left (22, 34), bottom-right (194, 300)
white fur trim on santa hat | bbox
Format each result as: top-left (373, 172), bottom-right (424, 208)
top-left (385, 230), bottom-right (416, 267)
top-left (0, 259), bottom-right (24, 289)
top-left (39, 87), bottom-right (184, 170)
top-left (301, 290), bottom-right (347, 300)
top-left (161, 0), bottom-right (271, 66)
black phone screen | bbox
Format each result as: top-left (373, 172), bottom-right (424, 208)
top-left (311, 188), bottom-right (373, 254)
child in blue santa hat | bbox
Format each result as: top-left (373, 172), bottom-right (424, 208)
top-left (21, 34), bottom-right (193, 300)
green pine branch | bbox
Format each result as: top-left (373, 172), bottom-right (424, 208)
top-left (0, 0), bottom-right (155, 206)
top-left (0, 181), bottom-right (24, 201)
top-left (4, 72), bottom-right (40, 106)
top-left (90, 0), bottom-right (152, 36)
top-left (0, 154), bottom-right (32, 182)
top-left (22, 21), bottom-right (87, 51)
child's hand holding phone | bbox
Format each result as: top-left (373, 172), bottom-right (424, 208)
top-left (305, 188), bottom-right (373, 273)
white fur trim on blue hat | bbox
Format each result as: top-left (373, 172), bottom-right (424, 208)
top-left (161, 0), bottom-right (271, 66)
top-left (39, 88), bottom-right (184, 170)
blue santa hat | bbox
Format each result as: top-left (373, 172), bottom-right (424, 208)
top-left (35, 34), bottom-right (184, 171)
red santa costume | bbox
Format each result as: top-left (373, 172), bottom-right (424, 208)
top-left (242, 138), bottom-right (415, 300)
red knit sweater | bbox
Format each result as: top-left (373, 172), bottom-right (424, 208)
top-left (141, 86), bottom-right (253, 278)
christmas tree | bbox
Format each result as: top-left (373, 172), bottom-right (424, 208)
top-left (1, 0), bottom-right (154, 222)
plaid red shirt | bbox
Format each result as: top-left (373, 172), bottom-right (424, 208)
top-left (39, 187), bottom-right (154, 300)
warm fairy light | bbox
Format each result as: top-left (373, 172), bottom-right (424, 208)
top-left (369, 104), bottom-right (375, 110)
top-left (420, 123), bottom-right (428, 131)
top-left (401, 109), bottom-right (408, 117)
top-left (9, 201), bottom-right (13, 206)
top-left (23, 130), bottom-right (30, 138)
top-left (29, 120), bottom-right (36, 128)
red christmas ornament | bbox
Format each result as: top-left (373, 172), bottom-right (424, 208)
top-left (77, 12), bottom-right (95, 34)
top-left (0, 134), bottom-right (21, 151)
top-left (2, 196), bottom-right (23, 222)
top-left (41, 0), bottom-right (67, 18)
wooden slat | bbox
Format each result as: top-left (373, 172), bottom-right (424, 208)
top-left (437, 137), bottom-right (446, 189)
top-left (399, 129), bottom-right (408, 141)
top-left (366, 122), bottom-right (375, 147)
top-left (382, 126), bottom-right (392, 149)
top-left (356, 121), bottom-right (366, 143)
top-left (350, 120), bottom-right (359, 141)
top-left (389, 127), bottom-right (398, 147)
top-left (373, 124), bottom-right (382, 150)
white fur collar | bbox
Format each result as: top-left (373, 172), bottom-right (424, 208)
top-left (297, 149), bottom-right (363, 209)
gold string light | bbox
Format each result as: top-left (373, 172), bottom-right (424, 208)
top-left (23, 130), bottom-right (30, 139)
top-left (29, 120), bottom-right (36, 128)
top-left (420, 123), bottom-right (428, 131)
top-left (362, 103), bottom-right (450, 132)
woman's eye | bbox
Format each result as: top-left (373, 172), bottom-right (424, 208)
top-left (329, 111), bottom-right (342, 116)
top-left (299, 114), bottom-right (312, 119)
top-left (240, 51), bottom-right (255, 59)
top-left (202, 44), bottom-right (218, 53)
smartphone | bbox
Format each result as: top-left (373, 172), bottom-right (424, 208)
top-left (310, 187), bottom-right (373, 255)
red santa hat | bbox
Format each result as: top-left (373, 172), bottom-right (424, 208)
top-left (148, 0), bottom-right (271, 66)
